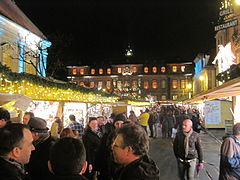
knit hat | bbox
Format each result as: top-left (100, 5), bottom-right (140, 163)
top-left (113, 113), bottom-right (127, 124)
top-left (28, 117), bottom-right (49, 133)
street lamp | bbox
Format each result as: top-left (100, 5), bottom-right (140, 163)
top-left (187, 83), bottom-right (192, 99)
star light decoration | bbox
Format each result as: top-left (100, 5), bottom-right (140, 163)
top-left (0, 74), bottom-right (118, 104)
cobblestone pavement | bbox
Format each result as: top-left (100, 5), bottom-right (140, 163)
top-left (148, 129), bottom-right (225, 180)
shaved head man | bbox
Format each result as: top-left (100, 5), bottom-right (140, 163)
top-left (173, 119), bottom-right (203, 180)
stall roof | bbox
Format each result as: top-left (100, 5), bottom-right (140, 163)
top-left (184, 77), bottom-right (240, 103)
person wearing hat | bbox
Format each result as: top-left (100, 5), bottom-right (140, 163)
top-left (95, 113), bottom-right (127, 180)
top-left (25, 117), bottom-right (56, 180)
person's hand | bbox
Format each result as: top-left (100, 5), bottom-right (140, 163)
top-left (89, 164), bottom-right (93, 173)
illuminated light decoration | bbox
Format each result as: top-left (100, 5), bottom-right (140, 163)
top-left (125, 44), bottom-right (133, 57)
top-left (212, 42), bottom-right (236, 73)
top-left (236, 0), bottom-right (240, 5)
top-left (127, 100), bottom-right (150, 107)
top-left (0, 64), bottom-right (118, 104)
top-left (122, 66), bottom-right (132, 76)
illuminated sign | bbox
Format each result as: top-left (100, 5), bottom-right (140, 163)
top-left (214, 19), bottom-right (238, 31)
top-left (219, 8), bottom-right (233, 16)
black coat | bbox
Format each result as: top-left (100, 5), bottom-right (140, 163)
top-left (117, 155), bottom-right (160, 180)
top-left (82, 128), bottom-right (101, 167)
top-left (26, 135), bottom-right (56, 180)
top-left (49, 174), bottom-right (88, 180)
top-left (0, 157), bottom-right (31, 180)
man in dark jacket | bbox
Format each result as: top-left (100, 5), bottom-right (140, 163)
top-left (48, 137), bottom-right (88, 180)
top-left (112, 123), bottom-right (160, 180)
top-left (0, 123), bottom-right (35, 180)
top-left (173, 119), bottom-right (204, 180)
top-left (219, 123), bottom-right (240, 180)
top-left (26, 117), bottom-right (56, 180)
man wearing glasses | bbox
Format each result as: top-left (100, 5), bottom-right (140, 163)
top-left (112, 123), bottom-right (160, 180)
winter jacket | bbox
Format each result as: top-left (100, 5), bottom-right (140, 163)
top-left (117, 155), bottom-right (160, 180)
top-left (49, 174), bottom-right (88, 180)
top-left (173, 130), bottom-right (203, 162)
top-left (26, 135), bottom-right (56, 180)
top-left (219, 135), bottom-right (240, 180)
top-left (138, 112), bottom-right (150, 126)
top-left (0, 157), bottom-right (31, 180)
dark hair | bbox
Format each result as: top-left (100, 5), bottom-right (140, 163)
top-left (69, 114), bottom-right (76, 121)
top-left (0, 108), bottom-right (10, 122)
top-left (116, 123), bottom-right (149, 156)
top-left (233, 123), bottom-right (240, 136)
top-left (60, 128), bottom-right (74, 138)
top-left (24, 112), bottom-right (34, 118)
top-left (0, 123), bottom-right (29, 156)
top-left (49, 137), bottom-right (86, 175)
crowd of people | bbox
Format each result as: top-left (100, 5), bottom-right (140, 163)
top-left (0, 104), bottom-right (239, 180)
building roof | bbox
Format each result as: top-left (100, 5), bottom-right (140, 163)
top-left (0, 0), bottom-right (46, 39)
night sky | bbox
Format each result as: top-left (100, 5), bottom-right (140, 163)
top-left (15, 0), bottom-right (218, 65)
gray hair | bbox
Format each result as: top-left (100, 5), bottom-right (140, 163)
top-left (233, 123), bottom-right (240, 136)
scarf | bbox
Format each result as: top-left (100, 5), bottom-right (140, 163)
top-left (183, 129), bottom-right (193, 158)
top-left (1, 156), bottom-right (25, 175)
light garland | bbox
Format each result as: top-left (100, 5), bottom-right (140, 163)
top-left (127, 100), bottom-right (150, 107)
top-left (0, 73), bottom-right (118, 103)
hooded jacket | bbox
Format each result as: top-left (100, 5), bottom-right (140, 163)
top-left (117, 155), bottom-right (160, 180)
top-left (219, 135), bottom-right (240, 180)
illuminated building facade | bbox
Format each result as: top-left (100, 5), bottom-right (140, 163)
top-left (0, 0), bottom-right (51, 77)
top-left (67, 62), bottom-right (193, 102)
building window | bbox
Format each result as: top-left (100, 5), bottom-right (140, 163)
top-left (79, 68), bottom-right (84, 75)
top-left (132, 66), bottom-right (137, 73)
top-left (172, 95), bottom-right (178, 100)
top-left (80, 82), bottom-right (84, 86)
top-left (72, 68), bottom-right (77, 75)
top-left (161, 95), bottom-right (167, 100)
top-left (118, 68), bottom-right (122, 74)
top-left (144, 81), bottom-right (149, 89)
top-left (181, 66), bottom-right (185, 72)
top-left (144, 67), bottom-right (149, 73)
top-left (152, 66), bottom-right (157, 73)
top-left (106, 80), bottom-right (111, 89)
top-left (117, 81), bottom-right (122, 90)
top-left (98, 81), bottom-right (103, 89)
top-left (107, 68), bottom-right (111, 74)
top-left (161, 79), bottom-right (166, 88)
top-left (152, 80), bottom-right (158, 89)
top-left (90, 82), bottom-right (95, 88)
top-left (161, 66), bottom-right (166, 73)
top-left (172, 80), bottom-right (178, 89)
top-left (99, 68), bottom-right (103, 75)
top-left (132, 80), bottom-right (138, 89)
top-left (91, 68), bottom-right (95, 75)
top-left (180, 80), bottom-right (186, 89)
top-left (172, 66), bottom-right (177, 72)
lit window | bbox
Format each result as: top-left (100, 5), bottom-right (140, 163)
top-left (107, 68), bottom-right (111, 74)
top-left (106, 81), bottom-right (111, 89)
top-left (161, 80), bottom-right (166, 88)
top-left (144, 67), bottom-right (149, 73)
top-left (181, 66), bottom-right (185, 72)
top-left (172, 80), bottom-right (178, 89)
top-left (172, 66), bottom-right (177, 72)
top-left (180, 80), bottom-right (186, 89)
top-left (117, 81), bottom-right (122, 89)
top-left (132, 66), bottom-right (137, 73)
top-left (80, 68), bottom-right (84, 75)
top-left (90, 82), bottom-right (95, 88)
top-left (118, 68), bottom-right (122, 74)
top-left (144, 81), bottom-right (149, 89)
top-left (152, 67), bottom-right (157, 73)
top-left (152, 80), bottom-right (158, 89)
top-left (172, 95), bottom-right (178, 100)
top-left (132, 80), bottom-right (138, 89)
top-left (161, 95), bottom-right (167, 100)
top-left (98, 81), bottom-right (103, 89)
top-left (91, 69), bottom-right (95, 75)
top-left (72, 68), bottom-right (77, 75)
top-left (80, 82), bottom-right (84, 86)
top-left (161, 67), bottom-right (166, 73)
top-left (99, 68), bottom-right (103, 75)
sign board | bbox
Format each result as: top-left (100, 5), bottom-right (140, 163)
top-left (214, 19), bottom-right (238, 31)
top-left (204, 100), bottom-right (221, 125)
